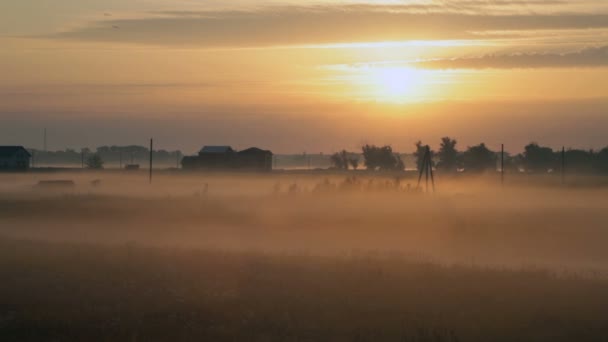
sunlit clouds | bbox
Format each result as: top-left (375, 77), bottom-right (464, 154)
top-left (1, 0), bottom-right (608, 151)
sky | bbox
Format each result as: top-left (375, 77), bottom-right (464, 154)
top-left (1, 0), bottom-right (607, 154)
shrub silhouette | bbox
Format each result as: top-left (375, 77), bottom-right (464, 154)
top-left (86, 154), bottom-right (104, 169)
top-left (362, 145), bottom-right (402, 171)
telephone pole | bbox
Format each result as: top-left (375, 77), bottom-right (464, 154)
top-left (501, 144), bottom-right (505, 186)
top-left (149, 139), bottom-right (153, 184)
top-left (561, 146), bottom-right (566, 186)
top-left (417, 145), bottom-right (435, 193)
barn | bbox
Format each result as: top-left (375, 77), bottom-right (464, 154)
top-left (237, 147), bottom-right (273, 171)
top-left (182, 146), bottom-right (272, 171)
top-left (0, 146), bottom-right (32, 171)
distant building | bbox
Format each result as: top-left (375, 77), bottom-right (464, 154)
top-left (237, 147), bottom-right (273, 171)
top-left (0, 146), bottom-right (31, 171)
top-left (182, 146), bottom-right (272, 171)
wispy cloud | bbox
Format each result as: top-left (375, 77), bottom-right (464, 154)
top-left (416, 46), bottom-right (608, 69)
top-left (40, 4), bottom-right (608, 48)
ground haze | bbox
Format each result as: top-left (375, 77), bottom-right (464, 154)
top-left (1, 171), bottom-right (608, 340)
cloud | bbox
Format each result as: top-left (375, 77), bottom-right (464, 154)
top-left (42, 4), bottom-right (608, 48)
top-left (416, 46), bottom-right (608, 69)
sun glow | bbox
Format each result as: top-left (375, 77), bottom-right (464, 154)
top-left (321, 63), bottom-right (463, 103)
top-left (370, 67), bottom-right (426, 100)
top-left (346, 66), bottom-right (441, 103)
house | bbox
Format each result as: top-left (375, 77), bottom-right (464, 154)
top-left (182, 145), bottom-right (272, 171)
top-left (0, 146), bottom-right (32, 171)
top-left (238, 147), bottom-right (273, 171)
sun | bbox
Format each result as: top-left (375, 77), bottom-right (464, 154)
top-left (368, 66), bottom-right (427, 102)
top-left (326, 64), bottom-right (449, 103)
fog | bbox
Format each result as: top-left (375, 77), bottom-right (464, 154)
top-left (2, 171), bottom-right (608, 274)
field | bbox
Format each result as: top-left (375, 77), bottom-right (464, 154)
top-left (1, 171), bottom-right (608, 341)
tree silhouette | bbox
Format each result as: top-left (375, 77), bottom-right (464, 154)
top-left (86, 154), bottom-right (104, 169)
top-left (523, 143), bottom-right (556, 172)
top-left (395, 155), bottom-right (405, 171)
top-left (331, 150), bottom-right (360, 170)
top-left (564, 149), bottom-right (594, 172)
top-left (436, 137), bottom-right (458, 172)
top-left (349, 157), bottom-right (360, 170)
top-left (462, 143), bottom-right (496, 172)
top-left (361, 145), bottom-right (401, 171)
top-left (330, 150), bottom-right (348, 170)
top-left (594, 148), bottom-right (608, 173)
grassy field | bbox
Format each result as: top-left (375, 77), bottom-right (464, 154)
top-left (1, 172), bottom-right (608, 341)
top-left (2, 238), bottom-right (608, 341)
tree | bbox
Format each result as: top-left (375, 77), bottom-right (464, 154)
top-left (361, 145), bottom-right (401, 171)
top-left (349, 157), bottom-right (360, 170)
top-left (565, 149), bottom-right (594, 172)
top-left (436, 137), bottom-right (458, 172)
top-left (522, 143), bottom-right (556, 173)
top-left (462, 143), bottom-right (496, 172)
top-left (414, 141), bottom-right (434, 171)
top-left (395, 155), bottom-right (405, 171)
top-left (86, 154), bottom-right (104, 169)
top-left (330, 150), bottom-right (349, 170)
top-left (594, 148), bottom-right (608, 173)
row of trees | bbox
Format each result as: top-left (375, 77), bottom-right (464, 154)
top-left (416, 138), bottom-right (496, 173)
top-left (29, 145), bottom-right (182, 166)
top-left (330, 139), bottom-right (608, 173)
top-left (331, 145), bottom-right (405, 171)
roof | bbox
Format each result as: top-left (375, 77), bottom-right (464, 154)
top-left (238, 147), bottom-right (272, 155)
top-left (0, 146), bottom-right (31, 158)
top-left (199, 146), bottom-right (234, 154)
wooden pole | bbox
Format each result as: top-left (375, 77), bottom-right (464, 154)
top-left (417, 151), bottom-right (426, 190)
top-left (149, 139), bottom-right (153, 184)
top-left (425, 146), bottom-right (430, 193)
top-left (501, 144), bottom-right (504, 186)
top-left (561, 146), bottom-right (565, 185)
top-left (429, 155), bottom-right (436, 193)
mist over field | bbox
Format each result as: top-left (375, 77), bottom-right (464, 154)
top-left (4, 0), bottom-right (608, 339)
top-left (2, 172), bottom-right (608, 269)
top-left (2, 171), bottom-right (608, 340)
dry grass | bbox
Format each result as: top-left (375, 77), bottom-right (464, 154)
top-left (2, 238), bottom-right (608, 341)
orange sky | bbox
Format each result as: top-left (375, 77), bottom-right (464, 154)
top-left (1, 1), bottom-right (608, 153)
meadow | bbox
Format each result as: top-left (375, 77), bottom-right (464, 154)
top-left (1, 171), bottom-right (608, 341)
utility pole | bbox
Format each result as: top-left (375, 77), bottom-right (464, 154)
top-left (561, 146), bottom-right (566, 186)
top-left (119, 151), bottom-right (123, 169)
top-left (501, 144), bottom-right (505, 186)
top-left (149, 139), bottom-right (153, 184)
top-left (429, 146), bottom-right (435, 193)
top-left (417, 145), bottom-right (435, 193)
top-left (81, 150), bottom-right (85, 169)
